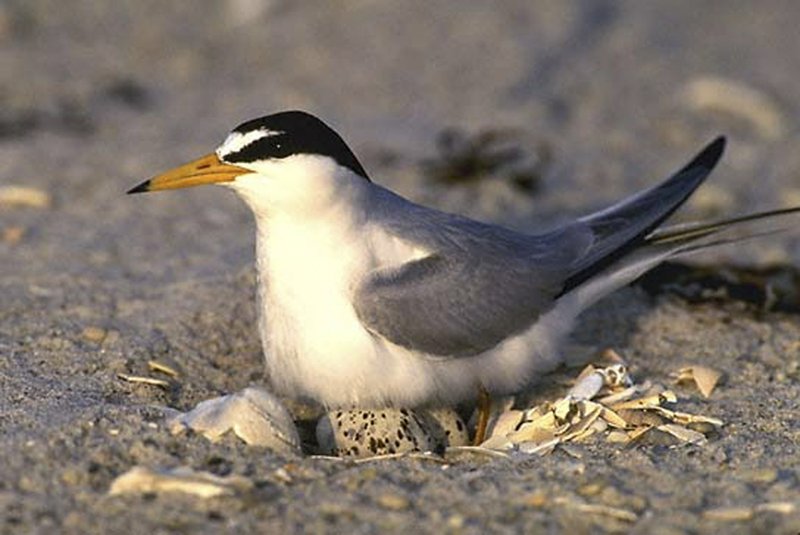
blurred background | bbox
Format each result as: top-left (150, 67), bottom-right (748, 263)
top-left (2, 4), bottom-right (800, 532)
top-left (2, 0), bottom-right (799, 286)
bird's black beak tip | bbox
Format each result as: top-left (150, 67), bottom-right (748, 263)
top-left (126, 180), bottom-right (151, 195)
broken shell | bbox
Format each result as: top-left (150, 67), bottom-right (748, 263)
top-left (606, 430), bottom-right (630, 443)
top-left (518, 438), bottom-right (559, 455)
top-left (616, 409), bottom-right (666, 427)
top-left (477, 356), bottom-right (723, 454)
top-left (596, 381), bottom-right (653, 405)
top-left (597, 406), bottom-right (628, 429)
top-left (108, 466), bottom-right (252, 498)
top-left (673, 365), bottom-right (722, 398)
top-left (503, 421), bottom-right (556, 447)
top-left (168, 386), bottom-right (301, 455)
top-left (599, 364), bottom-right (632, 388)
top-left (117, 373), bottom-right (171, 389)
top-left (656, 423), bottom-right (708, 445)
top-left (611, 390), bottom-right (677, 411)
top-left (567, 371), bottom-right (605, 400)
top-left (485, 409), bottom-right (524, 441)
top-left (559, 404), bottom-right (603, 442)
top-left (568, 363), bottom-right (632, 401)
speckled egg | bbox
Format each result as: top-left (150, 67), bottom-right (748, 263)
top-left (316, 407), bottom-right (469, 458)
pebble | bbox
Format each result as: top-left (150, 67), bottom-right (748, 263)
top-left (0, 185), bottom-right (52, 208)
top-left (81, 326), bottom-right (107, 344)
top-left (521, 491), bottom-right (548, 507)
top-left (375, 492), bottom-right (411, 511)
top-left (702, 506), bottom-right (754, 522)
top-left (736, 468), bottom-right (778, 484)
top-left (2, 226), bottom-right (25, 245)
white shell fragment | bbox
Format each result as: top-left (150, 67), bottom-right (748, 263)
top-left (566, 371), bottom-right (605, 401)
top-left (481, 356), bottom-right (724, 453)
top-left (568, 363), bottom-right (632, 400)
top-left (672, 365), bottom-right (723, 398)
top-left (108, 466), bottom-right (253, 498)
top-left (0, 185), bottom-right (52, 208)
top-left (168, 387), bottom-right (301, 455)
top-left (656, 423), bottom-right (708, 445)
top-left (317, 407), bottom-right (468, 458)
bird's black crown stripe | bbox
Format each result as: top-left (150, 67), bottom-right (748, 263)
top-left (221, 111), bottom-right (370, 181)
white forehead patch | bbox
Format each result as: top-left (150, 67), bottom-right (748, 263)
top-left (216, 128), bottom-right (284, 159)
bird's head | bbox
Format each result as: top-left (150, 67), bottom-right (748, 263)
top-left (128, 110), bottom-right (370, 215)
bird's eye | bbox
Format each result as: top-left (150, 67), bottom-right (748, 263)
top-left (270, 138), bottom-right (293, 159)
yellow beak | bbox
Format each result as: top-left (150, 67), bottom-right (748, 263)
top-left (127, 153), bottom-right (248, 194)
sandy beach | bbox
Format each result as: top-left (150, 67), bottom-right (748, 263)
top-left (2, 1), bottom-right (799, 532)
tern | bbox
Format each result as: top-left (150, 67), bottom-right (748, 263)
top-left (128, 111), bottom-right (798, 430)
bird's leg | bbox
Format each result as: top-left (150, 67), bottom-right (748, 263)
top-left (473, 384), bottom-right (492, 445)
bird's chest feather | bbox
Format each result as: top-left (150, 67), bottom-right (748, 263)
top-left (257, 218), bottom-right (369, 357)
top-left (254, 215), bottom-right (430, 391)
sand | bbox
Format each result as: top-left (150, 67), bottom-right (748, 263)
top-left (1, 1), bottom-right (799, 533)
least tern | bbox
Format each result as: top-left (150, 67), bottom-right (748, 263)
top-left (128, 111), bottom-right (798, 416)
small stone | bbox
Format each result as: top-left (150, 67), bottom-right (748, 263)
top-left (81, 326), bottom-right (107, 343)
top-left (702, 506), bottom-right (754, 522)
top-left (376, 492), bottom-right (410, 511)
top-left (62, 511), bottom-right (83, 530)
top-left (521, 491), bottom-right (548, 507)
top-left (737, 468), bottom-right (778, 484)
top-left (577, 482), bottom-right (604, 497)
top-left (599, 486), bottom-right (629, 508)
top-left (61, 467), bottom-right (83, 486)
top-left (0, 185), bottom-right (52, 208)
top-left (446, 514), bottom-right (465, 529)
top-left (17, 475), bottom-right (38, 492)
top-left (2, 226), bottom-right (25, 245)
top-left (754, 502), bottom-right (795, 514)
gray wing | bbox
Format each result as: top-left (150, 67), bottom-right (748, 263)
top-left (353, 221), bottom-right (591, 358)
top-left (560, 136), bottom-right (726, 293)
top-left (353, 137), bottom-right (726, 358)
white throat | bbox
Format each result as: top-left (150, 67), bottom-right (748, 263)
top-left (233, 160), bottom-right (372, 401)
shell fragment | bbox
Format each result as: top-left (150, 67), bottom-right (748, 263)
top-left (481, 357), bottom-right (724, 453)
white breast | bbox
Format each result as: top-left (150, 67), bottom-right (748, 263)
top-left (254, 201), bottom-right (434, 407)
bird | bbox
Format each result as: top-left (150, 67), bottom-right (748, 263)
top-left (128, 110), bottom-right (799, 430)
